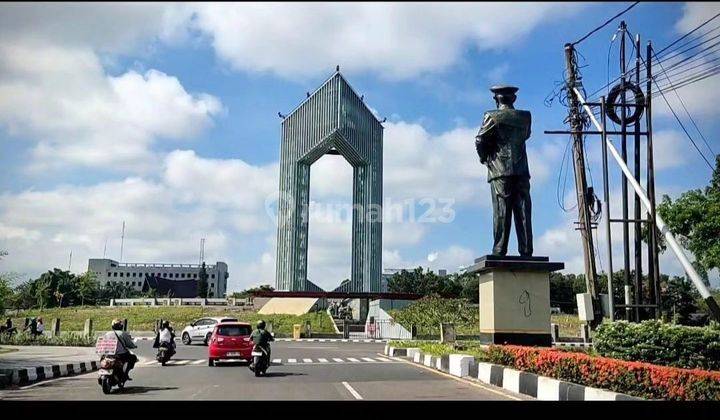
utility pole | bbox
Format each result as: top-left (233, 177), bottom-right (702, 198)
top-left (564, 43), bottom-right (601, 326)
top-left (120, 221), bottom-right (125, 262)
top-left (199, 238), bottom-right (206, 265)
top-left (68, 250), bottom-right (72, 272)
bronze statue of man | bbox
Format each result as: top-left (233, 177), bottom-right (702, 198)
top-left (475, 85), bottom-right (533, 257)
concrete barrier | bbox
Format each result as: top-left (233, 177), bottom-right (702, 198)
top-left (387, 347), bottom-right (407, 357)
top-left (448, 354), bottom-right (474, 377)
top-left (405, 348), bottom-right (420, 362)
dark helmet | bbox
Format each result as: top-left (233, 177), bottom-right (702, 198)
top-left (111, 319), bottom-right (123, 330)
top-left (257, 320), bottom-right (266, 329)
top-left (161, 320), bottom-right (169, 329)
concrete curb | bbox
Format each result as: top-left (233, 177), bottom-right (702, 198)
top-left (2, 360), bottom-right (99, 387)
top-left (384, 346), bottom-right (643, 401)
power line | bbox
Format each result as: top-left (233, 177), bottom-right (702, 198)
top-left (654, 11), bottom-right (720, 56)
top-left (587, 18), bottom-right (720, 101)
top-left (643, 59), bottom-right (715, 170)
top-left (651, 47), bottom-right (717, 158)
top-left (572, 2), bottom-right (641, 46)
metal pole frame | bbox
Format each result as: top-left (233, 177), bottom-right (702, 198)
top-left (601, 96), bottom-right (615, 321)
top-left (573, 86), bottom-right (720, 322)
top-left (633, 33), bottom-right (643, 321)
top-left (619, 21), bottom-right (632, 321)
top-left (646, 41), bottom-right (662, 319)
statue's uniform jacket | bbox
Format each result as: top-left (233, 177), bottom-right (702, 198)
top-left (476, 109), bottom-right (532, 182)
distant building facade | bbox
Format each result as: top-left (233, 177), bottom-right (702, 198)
top-left (87, 259), bottom-right (229, 297)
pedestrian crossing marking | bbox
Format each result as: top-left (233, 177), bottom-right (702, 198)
top-left (138, 357), bottom-right (398, 367)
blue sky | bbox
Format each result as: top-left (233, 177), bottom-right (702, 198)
top-left (1, 2), bottom-right (719, 291)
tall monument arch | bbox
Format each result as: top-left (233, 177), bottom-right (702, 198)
top-left (275, 71), bottom-right (383, 292)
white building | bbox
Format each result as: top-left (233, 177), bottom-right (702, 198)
top-left (87, 259), bottom-right (229, 297)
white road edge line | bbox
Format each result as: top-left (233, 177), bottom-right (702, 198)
top-left (379, 353), bottom-right (523, 401)
top-left (341, 381), bottom-right (363, 400)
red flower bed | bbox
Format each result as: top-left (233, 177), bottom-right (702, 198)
top-left (486, 345), bottom-right (720, 400)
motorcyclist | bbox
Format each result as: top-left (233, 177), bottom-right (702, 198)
top-left (249, 320), bottom-right (274, 369)
top-left (154, 320), bottom-right (176, 357)
top-left (104, 319), bottom-right (138, 380)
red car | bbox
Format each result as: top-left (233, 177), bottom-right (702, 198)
top-left (207, 322), bottom-right (254, 366)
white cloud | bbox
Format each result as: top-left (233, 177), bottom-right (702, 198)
top-left (188, 2), bottom-right (583, 80)
top-left (0, 43), bottom-right (223, 172)
top-left (651, 2), bottom-right (720, 120)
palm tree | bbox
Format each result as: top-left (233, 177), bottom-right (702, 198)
top-left (35, 278), bottom-right (51, 310)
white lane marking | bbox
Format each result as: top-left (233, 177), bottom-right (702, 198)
top-left (318, 358), bottom-right (329, 363)
top-left (375, 357), bottom-right (392, 362)
top-left (333, 358), bottom-right (344, 363)
top-left (341, 339), bottom-right (348, 342)
top-left (191, 359), bottom-right (205, 365)
top-left (346, 357), bottom-right (360, 362)
top-left (173, 360), bottom-right (191, 365)
top-left (361, 357), bottom-right (376, 362)
top-left (303, 358), bottom-right (313, 363)
top-left (342, 381), bottom-right (363, 400)
top-left (287, 358), bottom-right (297, 363)
top-left (272, 359), bottom-right (281, 364)
top-left (141, 360), bottom-right (157, 365)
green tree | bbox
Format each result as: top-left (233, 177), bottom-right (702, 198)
top-left (197, 262), bottom-right (208, 298)
top-left (34, 277), bottom-right (51, 310)
top-left (387, 267), bottom-right (461, 297)
top-left (231, 284), bottom-right (274, 298)
top-left (656, 156), bottom-right (720, 278)
top-left (0, 275), bottom-right (13, 315)
top-left (75, 271), bottom-right (99, 306)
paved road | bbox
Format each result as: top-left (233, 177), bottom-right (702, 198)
top-left (0, 341), bottom-right (525, 400)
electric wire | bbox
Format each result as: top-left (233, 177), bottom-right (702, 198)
top-left (587, 20), bottom-right (720, 100)
top-left (571, 1), bottom-right (641, 46)
top-left (644, 64), bottom-right (715, 169)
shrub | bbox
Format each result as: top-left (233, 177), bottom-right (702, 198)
top-left (0, 332), bottom-right (95, 347)
top-left (594, 320), bottom-right (720, 370)
top-left (486, 345), bottom-right (720, 400)
top-left (389, 296), bottom-right (478, 336)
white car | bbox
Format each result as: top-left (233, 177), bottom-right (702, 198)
top-left (181, 317), bottom-right (238, 345)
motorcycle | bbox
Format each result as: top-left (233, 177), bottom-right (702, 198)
top-left (97, 355), bottom-right (127, 394)
top-left (249, 345), bottom-right (270, 377)
top-left (156, 343), bottom-right (174, 366)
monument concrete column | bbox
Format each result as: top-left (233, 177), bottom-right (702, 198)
top-left (467, 255), bottom-right (563, 346)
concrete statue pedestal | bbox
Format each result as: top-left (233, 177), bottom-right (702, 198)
top-left (465, 255), bottom-right (564, 346)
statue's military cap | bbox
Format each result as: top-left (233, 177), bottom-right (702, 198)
top-left (490, 85), bottom-right (519, 95)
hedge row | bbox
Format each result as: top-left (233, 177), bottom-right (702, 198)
top-left (486, 345), bottom-right (720, 400)
top-left (594, 320), bottom-right (720, 370)
top-left (0, 332), bottom-right (96, 347)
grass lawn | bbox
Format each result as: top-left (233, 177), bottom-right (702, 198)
top-left (9, 306), bottom-right (336, 335)
top-left (392, 313), bottom-right (586, 339)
